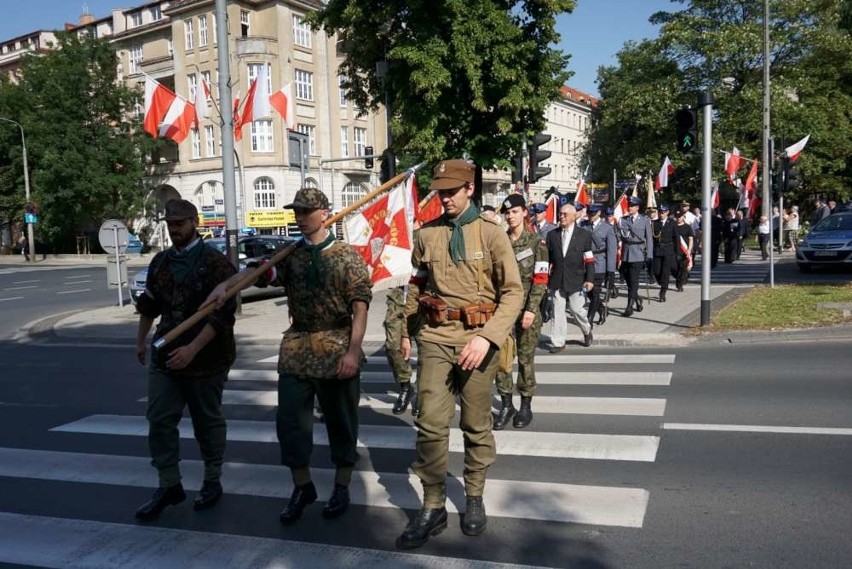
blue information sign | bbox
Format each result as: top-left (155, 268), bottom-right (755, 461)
top-left (24, 213), bottom-right (37, 224)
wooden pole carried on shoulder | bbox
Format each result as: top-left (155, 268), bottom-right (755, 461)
top-left (153, 165), bottom-right (424, 350)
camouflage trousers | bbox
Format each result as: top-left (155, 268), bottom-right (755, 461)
top-left (495, 313), bottom-right (542, 397)
top-left (383, 307), bottom-right (414, 385)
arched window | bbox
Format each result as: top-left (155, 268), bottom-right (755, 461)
top-left (304, 177), bottom-right (319, 189)
top-left (253, 177), bottom-right (276, 209)
top-left (341, 181), bottom-right (367, 208)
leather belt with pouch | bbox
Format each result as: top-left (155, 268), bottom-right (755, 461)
top-left (418, 294), bottom-right (496, 328)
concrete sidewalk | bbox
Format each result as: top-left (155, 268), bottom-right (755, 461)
top-left (18, 248), bottom-right (852, 349)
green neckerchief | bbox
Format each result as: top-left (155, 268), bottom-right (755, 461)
top-left (446, 204), bottom-right (481, 264)
top-left (303, 230), bottom-right (336, 288)
top-left (167, 237), bottom-right (203, 282)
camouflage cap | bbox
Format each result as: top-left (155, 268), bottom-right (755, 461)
top-left (430, 159), bottom-right (476, 191)
top-left (284, 187), bottom-right (330, 210)
top-left (164, 199), bottom-right (199, 221)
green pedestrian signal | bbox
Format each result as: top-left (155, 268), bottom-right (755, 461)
top-left (675, 108), bottom-right (698, 154)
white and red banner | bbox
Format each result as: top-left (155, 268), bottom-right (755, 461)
top-left (711, 181), bottom-right (720, 210)
top-left (194, 76), bottom-right (210, 123)
top-left (612, 193), bottom-right (628, 221)
top-left (159, 96), bottom-right (197, 144)
top-left (678, 235), bottom-right (693, 269)
top-left (785, 135), bottom-right (810, 162)
top-left (345, 174), bottom-right (416, 291)
top-left (417, 190), bottom-right (443, 225)
top-left (143, 75), bottom-right (177, 139)
top-left (575, 184), bottom-right (591, 207)
top-left (724, 147), bottom-right (741, 181)
top-left (655, 156), bottom-right (674, 190)
top-left (270, 83), bottom-right (295, 130)
top-left (544, 193), bottom-right (560, 225)
top-left (236, 67), bottom-right (272, 141)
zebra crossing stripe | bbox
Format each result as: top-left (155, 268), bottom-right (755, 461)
top-left (228, 369), bottom-right (672, 386)
top-left (0, 512), bottom-right (549, 568)
top-left (0, 448), bottom-right (649, 527)
top-left (51, 415), bottom-right (660, 462)
top-left (256, 354), bottom-right (677, 365)
top-left (215, 389), bottom-right (667, 417)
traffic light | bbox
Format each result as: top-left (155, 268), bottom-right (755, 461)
top-left (675, 107), bottom-right (698, 154)
top-left (24, 202), bottom-right (37, 214)
top-left (772, 169), bottom-right (782, 197)
top-left (529, 132), bottom-right (552, 183)
top-left (783, 157), bottom-right (801, 194)
top-left (364, 145), bottom-right (374, 169)
top-left (510, 152), bottom-right (523, 184)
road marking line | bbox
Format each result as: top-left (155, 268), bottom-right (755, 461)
top-left (11, 279), bottom-right (39, 284)
top-left (663, 423), bottom-right (852, 436)
top-left (0, 448), bottom-right (649, 528)
top-left (229, 368), bottom-right (672, 386)
top-left (56, 289), bottom-right (91, 294)
top-left (2, 285), bottom-right (38, 291)
top-left (213, 390), bottom-right (667, 417)
top-left (261, 354), bottom-right (677, 365)
top-left (61, 279), bottom-right (93, 284)
top-left (52, 414), bottom-right (660, 462)
top-left (0, 296), bottom-right (24, 302)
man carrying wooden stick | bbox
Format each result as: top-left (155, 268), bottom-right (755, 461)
top-left (206, 187), bottom-right (372, 524)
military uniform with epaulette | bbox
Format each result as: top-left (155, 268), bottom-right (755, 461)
top-left (493, 193), bottom-right (549, 430)
top-left (397, 159), bottom-right (523, 549)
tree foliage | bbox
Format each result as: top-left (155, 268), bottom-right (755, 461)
top-left (309, 0), bottom-right (575, 168)
top-left (0, 32), bottom-right (155, 252)
top-left (587, 0), bottom-right (852, 204)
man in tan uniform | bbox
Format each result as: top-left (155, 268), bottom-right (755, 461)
top-left (397, 159), bottom-right (523, 549)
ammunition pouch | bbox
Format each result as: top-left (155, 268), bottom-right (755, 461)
top-left (418, 294), bottom-right (448, 325)
top-left (460, 302), bottom-right (496, 329)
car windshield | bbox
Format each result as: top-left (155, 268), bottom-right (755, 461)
top-left (207, 240), bottom-right (227, 254)
top-left (813, 214), bottom-right (852, 232)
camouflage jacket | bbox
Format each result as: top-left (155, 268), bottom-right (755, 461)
top-left (272, 239), bottom-right (372, 379)
top-left (508, 228), bottom-right (549, 315)
top-left (137, 241), bottom-right (237, 378)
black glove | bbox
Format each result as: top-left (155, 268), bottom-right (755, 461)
top-left (246, 260), bottom-right (271, 288)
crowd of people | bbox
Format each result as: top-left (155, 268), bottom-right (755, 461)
top-left (131, 167), bottom-right (847, 551)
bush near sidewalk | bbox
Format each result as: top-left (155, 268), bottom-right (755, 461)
top-left (709, 283), bottom-right (852, 330)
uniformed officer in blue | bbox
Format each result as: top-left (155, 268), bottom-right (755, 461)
top-left (583, 204), bottom-right (617, 324)
top-left (617, 196), bottom-right (653, 317)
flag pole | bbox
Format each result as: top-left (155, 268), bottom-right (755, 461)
top-left (153, 164), bottom-right (425, 350)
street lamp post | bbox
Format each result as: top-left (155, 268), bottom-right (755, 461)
top-left (0, 117), bottom-right (34, 262)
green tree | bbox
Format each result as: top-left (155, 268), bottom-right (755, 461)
top-left (6, 32), bottom-right (156, 252)
top-left (588, 0), bottom-right (852, 203)
top-left (309, 0), bottom-right (575, 168)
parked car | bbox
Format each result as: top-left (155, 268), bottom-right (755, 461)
top-left (125, 234), bottom-right (143, 255)
top-left (796, 212), bottom-right (852, 272)
top-left (130, 235), bottom-right (297, 304)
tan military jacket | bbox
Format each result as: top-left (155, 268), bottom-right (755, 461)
top-left (404, 212), bottom-right (523, 347)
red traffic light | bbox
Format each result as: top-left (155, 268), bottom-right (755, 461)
top-left (675, 108), bottom-right (697, 128)
top-left (25, 201), bottom-right (37, 214)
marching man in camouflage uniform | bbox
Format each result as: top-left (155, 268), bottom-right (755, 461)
top-left (397, 159), bottom-right (522, 548)
top-left (206, 188), bottom-right (372, 525)
top-left (135, 199), bottom-right (237, 520)
top-left (493, 194), bottom-right (549, 430)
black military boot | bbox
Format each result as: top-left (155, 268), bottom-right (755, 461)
top-left (659, 289), bottom-right (667, 303)
top-left (321, 484), bottom-right (350, 519)
top-left (493, 394), bottom-right (515, 431)
top-left (392, 383), bottom-right (413, 415)
top-left (396, 507), bottom-right (448, 549)
top-left (635, 298), bottom-right (644, 312)
top-left (462, 496), bottom-right (487, 536)
top-left (135, 484), bottom-right (186, 521)
top-left (193, 480), bottom-right (223, 511)
top-left (513, 396), bottom-right (533, 429)
top-left (279, 481), bottom-right (318, 524)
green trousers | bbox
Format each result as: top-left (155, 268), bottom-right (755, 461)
top-left (384, 292), bottom-right (414, 385)
top-left (494, 313), bottom-right (542, 397)
top-left (413, 340), bottom-right (498, 507)
top-left (146, 367), bottom-right (228, 487)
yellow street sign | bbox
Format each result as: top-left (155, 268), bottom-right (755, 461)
top-left (245, 210), bottom-right (296, 228)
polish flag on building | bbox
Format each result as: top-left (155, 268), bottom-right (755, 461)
top-left (785, 135), bottom-right (810, 162)
top-left (143, 75), bottom-right (176, 138)
top-left (655, 156), bottom-right (674, 190)
top-left (194, 76), bottom-right (210, 122)
top-left (269, 83), bottom-right (295, 130)
top-left (159, 96), bottom-right (197, 143)
top-left (725, 147), bottom-right (741, 181)
top-left (236, 67), bottom-right (272, 141)
top-left (345, 175), bottom-right (415, 291)
top-left (612, 193), bottom-right (628, 221)
top-left (232, 90), bottom-right (242, 136)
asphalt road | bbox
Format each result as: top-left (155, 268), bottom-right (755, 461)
top-left (0, 327), bottom-right (849, 568)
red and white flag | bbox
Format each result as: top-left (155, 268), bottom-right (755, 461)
top-left (159, 96), bottom-right (197, 143)
top-left (575, 183), bottom-right (591, 207)
top-left (785, 135), bottom-right (810, 162)
top-left (612, 193), bottom-right (628, 221)
top-left (678, 235), bottom-right (693, 269)
top-left (711, 181), bottom-right (720, 210)
top-left (417, 189), bottom-right (443, 225)
top-left (232, 90), bottom-right (242, 137)
top-left (744, 159), bottom-right (758, 193)
top-left (345, 175), bottom-right (415, 291)
top-left (544, 193), bottom-right (560, 225)
top-left (194, 76), bottom-right (210, 122)
top-left (143, 75), bottom-right (176, 138)
top-left (736, 179), bottom-right (749, 211)
top-left (725, 147), bottom-right (741, 181)
top-left (655, 156), bottom-right (674, 190)
top-left (269, 83), bottom-right (295, 130)
top-left (237, 67), bottom-right (272, 141)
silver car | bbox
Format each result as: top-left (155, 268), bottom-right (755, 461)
top-left (796, 212), bottom-right (852, 272)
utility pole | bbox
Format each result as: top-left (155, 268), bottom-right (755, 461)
top-left (698, 92), bottom-right (715, 326)
top-left (214, 0), bottom-right (239, 271)
top-left (763, 0), bottom-right (775, 287)
top-left (0, 118), bottom-right (34, 262)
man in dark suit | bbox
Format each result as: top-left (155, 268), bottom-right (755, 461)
top-left (618, 196), bottom-right (654, 317)
top-left (546, 202), bottom-right (595, 351)
top-left (651, 204), bottom-right (677, 302)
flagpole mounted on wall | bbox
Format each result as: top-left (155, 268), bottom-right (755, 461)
top-left (153, 164), bottom-right (425, 350)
